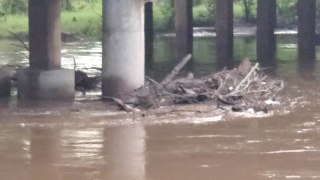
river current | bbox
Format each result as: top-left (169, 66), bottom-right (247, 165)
top-left (0, 30), bottom-right (320, 179)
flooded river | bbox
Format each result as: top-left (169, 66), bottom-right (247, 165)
top-left (1, 32), bottom-right (320, 179)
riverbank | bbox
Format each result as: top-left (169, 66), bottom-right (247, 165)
top-left (0, 3), bottom-right (258, 40)
top-left (0, 0), bottom-right (316, 40)
top-left (0, 7), bottom-right (102, 40)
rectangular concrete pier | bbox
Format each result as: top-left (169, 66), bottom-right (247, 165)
top-left (257, 0), bottom-right (276, 68)
top-left (174, 0), bottom-right (193, 59)
top-left (298, 0), bottom-right (316, 70)
top-left (215, 0), bottom-right (233, 68)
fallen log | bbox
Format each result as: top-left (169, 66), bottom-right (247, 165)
top-left (161, 54), bottom-right (192, 87)
top-left (102, 96), bottom-right (140, 112)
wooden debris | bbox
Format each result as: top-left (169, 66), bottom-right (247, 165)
top-left (128, 58), bottom-right (284, 113)
top-left (161, 54), bottom-right (192, 86)
top-left (102, 96), bottom-right (140, 113)
top-left (9, 30), bottom-right (29, 51)
top-left (75, 70), bottom-right (101, 93)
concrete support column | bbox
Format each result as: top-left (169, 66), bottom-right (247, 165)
top-left (145, 2), bottom-right (154, 65)
top-left (29, 0), bottom-right (61, 70)
top-left (17, 0), bottom-right (74, 100)
top-left (257, 0), bottom-right (276, 68)
top-left (216, 0), bottom-right (233, 68)
top-left (102, 0), bottom-right (145, 98)
top-left (174, 0), bottom-right (193, 59)
top-left (298, 0), bottom-right (316, 70)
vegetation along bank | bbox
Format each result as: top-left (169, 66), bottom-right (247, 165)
top-left (1, 0), bottom-right (320, 39)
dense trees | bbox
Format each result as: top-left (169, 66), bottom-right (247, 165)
top-left (0, 0), bottom-right (319, 38)
top-left (0, 0), bottom-right (318, 26)
top-left (0, 0), bottom-right (100, 14)
top-left (154, 0), bottom-right (320, 27)
top-left (0, 0), bottom-right (27, 14)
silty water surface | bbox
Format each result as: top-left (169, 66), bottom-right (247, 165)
top-left (0, 29), bottom-right (320, 179)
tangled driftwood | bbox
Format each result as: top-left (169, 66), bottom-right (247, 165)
top-left (119, 55), bottom-right (284, 113)
top-left (75, 70), bottom-right (101, 93)
top-left (203, 59), bottom-right (284, 112)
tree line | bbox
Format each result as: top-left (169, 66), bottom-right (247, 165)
top-left (0, 0), bottom-right (319, 33)
top-left (0, 0), bottom-right (99, 14)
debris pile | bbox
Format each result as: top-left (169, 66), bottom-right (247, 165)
top-left (75, 70), bottom-right (101, 93)
top-left (119, 55), bottom-right (284, 113)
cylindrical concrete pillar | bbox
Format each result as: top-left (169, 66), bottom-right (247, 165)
top-left (102, 0), bottom-right (145, 98)
top-left (145, 2), bottom-right (154, 65)
top-left (257, 0), bottom-right (276, 68)
top-left (174, 0), bottom-right (193, 59)
top-left (298, 0), bottom-right (316, 70)
top-left (18, 0), bottom-right (74, 100)
top-left (29, 0), bottom-right (61, 70)
top-left (216, 0), bottom-right (233, 69)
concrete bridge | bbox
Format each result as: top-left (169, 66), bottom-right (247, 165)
top-left (0, 0), bottom-right (316, 100)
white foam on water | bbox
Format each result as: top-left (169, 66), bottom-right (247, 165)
top-left (191, 114), bottom-right (224, 124)
top-left (263, 149), bottom-right (320, 154)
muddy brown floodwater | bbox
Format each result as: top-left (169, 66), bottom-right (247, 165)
top-left (1, 31), bottom-right (320, 179)
top-left (0, 74), bottom-right (320, 180)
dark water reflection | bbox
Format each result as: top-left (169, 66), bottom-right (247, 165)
top-left (1, 33), bottom-right (320, 179)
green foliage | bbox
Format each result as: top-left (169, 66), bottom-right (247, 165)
top-left (0, 0), bottom-right (102, 14)
top-left (61, 0), bottom-right (102, 39)
top-left (234, 0), bottom-right (257, 22)
top-left (61, 0), bottom-right (101, 11)
top-left (0, 0), bottom-right (320, 38)
top-left (233, 2), bottom-right (244, 19)
top-left (193, 5), bottom-right (213, 27)
top-left (153, 0), bottom-right (174, 31)
top-left (194, 0), bottom-right (216, 13)
top-left (0, 14), bottom-right (28, 37)
top-left (0, 0), bottom-right (27, 14)
top-left (61, 0), bottom-right (74, 11)
top-left (61, 6), bottom-right (102, 39)
top-left (277, 0), bottom-right (298, 26)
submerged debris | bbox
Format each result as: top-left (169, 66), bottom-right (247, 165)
top-left (75, 70), bottom-right (101, 93)
top-left (124, 55), bottom-right (284, 113)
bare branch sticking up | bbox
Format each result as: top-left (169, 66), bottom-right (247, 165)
top-left (8, 30), bottom-right (29, 51)
top-left (161, 54), bottom-right (192, 87)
